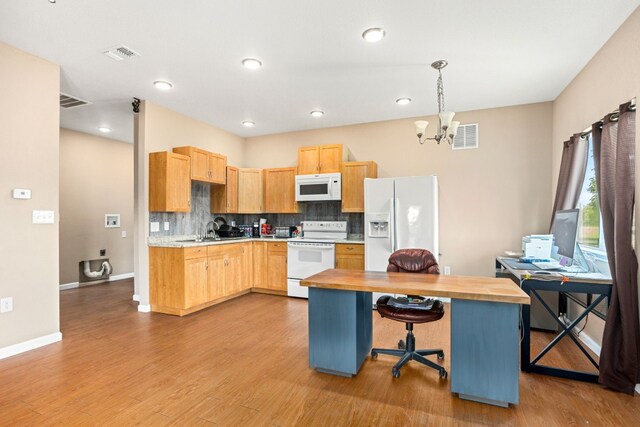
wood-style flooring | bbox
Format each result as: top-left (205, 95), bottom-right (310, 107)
top-left (0, 279), bottom-right (638, 426)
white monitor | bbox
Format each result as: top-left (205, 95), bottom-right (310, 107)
top-left (550, 209), bottom-right (580, 266)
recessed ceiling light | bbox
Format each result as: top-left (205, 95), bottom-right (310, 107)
top-left (153, 80), bottom-right (173, 91)
top-left (48, 0), bottom-right (56, 3)
top-left (242, 58), bottom-right (263, 69)
top-left (98, 127), bottom-right (111, 133)
top-left (310, 110), bottom-right (324, 118)
top-left (362, 28), bottom-right (385, 43)
top-left (242, 120), bottom-right (255, 127)
top-left (396, 97), bottom-right (412, 105)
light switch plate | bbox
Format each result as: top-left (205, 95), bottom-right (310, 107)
top-left (32, 210), bottom-right (55, 224)
top-left (13, 189), bottom-right (31, 199)
top-left (0, 297), bottom-right (13, 313)
top-left (121, 231), bottom-right (127, 238)
top-left (150, 222), bottom-right (160, 232)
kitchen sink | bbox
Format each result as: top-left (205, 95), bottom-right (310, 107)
top-left (176, 237), bottom-right (248, 243)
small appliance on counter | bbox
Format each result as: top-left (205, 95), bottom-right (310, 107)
top-left (252, 223), bottom-right (260, 237)
top-left (275, 226), bottom-right (297, 238)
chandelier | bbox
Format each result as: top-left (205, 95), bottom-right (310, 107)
top-left (414, 60), bottom-right (460, 144)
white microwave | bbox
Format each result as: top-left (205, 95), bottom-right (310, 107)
top-left (295, 172), bottom-right (341, 201)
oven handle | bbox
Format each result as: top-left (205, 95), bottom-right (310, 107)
top-left (288, 243), bottom-right (335, 249)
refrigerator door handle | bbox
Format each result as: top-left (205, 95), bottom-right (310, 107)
top-left (389, 197), bottom-right (395, 252)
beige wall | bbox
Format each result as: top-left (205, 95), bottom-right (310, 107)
top-left (245, 102), bottom-right (554, 276)
top-left (0, 42), bottom-right (60, 349)
top-left (134, 101), bottom-right (245, 306)
top-left (552, 7), bottom-right (640, 348)
top-left (59, 129), bottom-right (134, 285)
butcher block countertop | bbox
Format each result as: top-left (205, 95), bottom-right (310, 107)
top-left (301, 269), bottom-right (530, 305)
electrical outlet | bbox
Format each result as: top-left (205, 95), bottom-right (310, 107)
top-left (121, 230), bottom-right (127, 238)
top-left (100, 249), bottom-right (106, 256)
top-left (164, 222), bottom-right (170, 231)
top-left (1, 297), bottom-right (13, 313)
top-left (444, 266), bottom-right (451, 275)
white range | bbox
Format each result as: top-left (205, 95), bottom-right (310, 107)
top-left (286, 220), bottom-right (348, 298)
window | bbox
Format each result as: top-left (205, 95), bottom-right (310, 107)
top-left (576, 135), bottom-right (604, 250)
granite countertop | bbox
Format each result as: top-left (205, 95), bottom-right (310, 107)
top-left (149, 234), bottom-right (365, 247)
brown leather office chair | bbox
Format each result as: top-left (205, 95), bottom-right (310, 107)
top-left (371, 249), bottom-right (447, 379)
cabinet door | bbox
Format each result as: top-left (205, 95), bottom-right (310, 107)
top-left (184, 257), bottom-right (208, 308)
top-left (253, 242), bottom-right (267, 288)
top-left (149, 151), bottom-right (191, 212)
top-left (238, 168), bottom-right (263, 213)
top-left (264, 168), bottom-right (298, 213)
top-left (207, 247), bottom-right (226, 301)
top-left (341, 161), bottom-right (377, 213)
top-left (240, 243), bottom-right (253, 290)
top-left (173, 146), bottom-right (210, 182)
top-left (319, 144), bottom-right (343, 173)
top-left (297, 146), bottom-right (320, 174)
top-left (267, 242), bottom-right (288, 291)
top-left (336, 244), bottom-right (365, 270)
top-left (209, 153), bottom-right (227, 184)
top-left (211, 166), bottom-right (238, 213)
top-left (224, 244), bottom-right (243, 296)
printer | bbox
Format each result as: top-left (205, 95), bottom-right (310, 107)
top-left (521, 234), bottom-right (553, 260)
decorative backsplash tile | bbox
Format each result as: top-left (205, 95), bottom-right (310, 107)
top-left (149, 182), bottom-right (363, 237)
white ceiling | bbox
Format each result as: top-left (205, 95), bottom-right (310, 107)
top-left (1, 1), bottom-right (638, 143)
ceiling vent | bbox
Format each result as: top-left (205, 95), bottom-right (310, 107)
top-left (60, 93), bottom-right (91, 108)
top-left (452, 123), bottom-right (479, 150)
top-left (102, 45), bottom-right (141, 61)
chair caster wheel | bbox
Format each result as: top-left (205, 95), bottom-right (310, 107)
top-left (437, 351), bottom-right (445, 360)
top-left (398, 340), bottom-right (405, 350)
top-left (392, 368), bottom-right (401, 378)
top-left (439, 368), bottom-right (448, 379)
top-left (371, 350), bottom-right (378, 359)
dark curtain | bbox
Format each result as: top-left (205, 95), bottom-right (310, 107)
top-left (550, 133), bottom-right (589, 230)
top-left (593, 102), bottom-right (639, 394)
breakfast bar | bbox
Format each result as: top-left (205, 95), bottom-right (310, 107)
top-left (301, 269), bottom-right (530, 407)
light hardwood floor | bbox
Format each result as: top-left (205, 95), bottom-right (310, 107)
top-left (0, 279), bottom-right (638, 426)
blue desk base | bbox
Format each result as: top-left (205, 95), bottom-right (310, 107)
top-left (308, 288), bottom-right (520, 407)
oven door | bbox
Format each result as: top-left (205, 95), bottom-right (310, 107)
top-left (287, 242), bottom-right (335, 282)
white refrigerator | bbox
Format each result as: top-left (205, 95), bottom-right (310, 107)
top-left (364, 176), bottom-right (439, 303)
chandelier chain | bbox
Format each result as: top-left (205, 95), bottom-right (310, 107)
top-left (436, 69), bottom-right (445, 113)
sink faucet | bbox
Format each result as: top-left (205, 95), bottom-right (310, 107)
top-left (205, 221), bottom-right (217, 239)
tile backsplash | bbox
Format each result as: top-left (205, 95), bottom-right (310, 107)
top-left (149, 182), bottom-right (363, 237)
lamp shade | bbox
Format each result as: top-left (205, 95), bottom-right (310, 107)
top-left (448, 121), bottom-right (460, 139)
top-left (439, 111), bottom-right (455, 129)
top-left (414, 120), bottom-right (429, 135)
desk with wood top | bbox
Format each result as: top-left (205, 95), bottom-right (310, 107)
top-left (301, 269), bottom-right (530, 408)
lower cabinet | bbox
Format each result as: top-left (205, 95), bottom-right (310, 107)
top-left (336, 243), bottom-right (365, 270)
top-left (252, 240), bottom-right (288, 293)
top-left (252, 241), bottom-right (268, 288)
top-left (150, 243), bottom-right (252, 316)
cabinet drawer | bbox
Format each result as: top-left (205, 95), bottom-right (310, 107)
top-left (336, 244), bottom-right (364, 255)
top-left (183, 246), bottom-right (207, 259)
top-left (267, 241), bottom-right (288, 253)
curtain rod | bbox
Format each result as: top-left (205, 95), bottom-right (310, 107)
top-left (580, 98), bottom-right (636, 138)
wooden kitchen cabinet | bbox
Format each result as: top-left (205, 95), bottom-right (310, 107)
top-left (238, 168), bottom-right (263, 213)
top-left (263, 167), bottom-right (299, 213)
top-left (150, 243), bottom-right (251, 316)
top-left (252, 241), bottom-right (268, 289)
top-left (341, 161), bottom-right (378, 213)
top-left (173, 146), bottom-right (227, 184)
top-left (211, 166), bottom-right (238, 213)
top-left (297, 144), bottom-right (345, 174)
top-left (336, 243), bottom-right (365, 270)
top-left (149, 151), bottom-right (191, 212)
top-left (266, 241), bottom-right (288, 291)
top-left (240, 242), bottom-right (253, 291)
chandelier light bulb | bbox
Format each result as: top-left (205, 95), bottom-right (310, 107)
top-left (448, 121), bottom-right (460, 139)
top-left (439, 111), bottom-right (455, 130)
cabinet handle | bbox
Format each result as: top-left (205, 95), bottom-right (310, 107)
top-left (206, 261), bottom-right (209, 270)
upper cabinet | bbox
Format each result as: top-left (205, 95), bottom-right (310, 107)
top-left (297, 144), bottom-right (345, 175)
top-left (238, 168), bottom-right (264, 213)
top-left (264, 167), bottom-right (299, 213)
top-left (341, 161), bottom-right (378, 213)
top-left (149, 151), bottom-right (191, 212)
top-left (211, 166), bottom-right (238, 213)
top-left (173, 146), bottom-right (227, 184)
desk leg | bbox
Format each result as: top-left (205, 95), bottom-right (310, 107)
top-left (450, 299), bottom-right (520, 407)
top-left (308, 287), bottom-right (372, 377)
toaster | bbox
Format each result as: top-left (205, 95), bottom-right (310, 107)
top-left (275, 226), bottom-right (297, 238)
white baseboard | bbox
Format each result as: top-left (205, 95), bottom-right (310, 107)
top-left (132, 294), bottom-right (140, 301)
top-left (560, 315), bottom-right (601, 356)
top-left (59, 282), bottom-right (79, 290)
top-left (110, 272), bottom-right (134, 281)
top-left (137, 304), bottom-right (151, 313)
top-left (0, 332), bottom-right (62, 360)
top-left (59, 272), bottom-right (134, 291)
